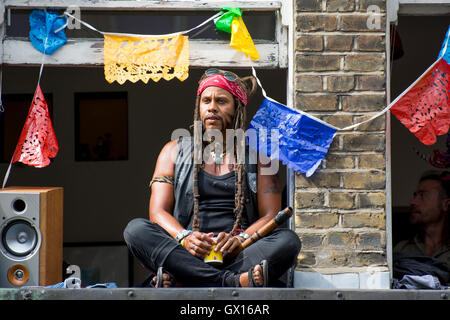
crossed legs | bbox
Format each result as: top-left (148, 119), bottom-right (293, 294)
top-left (123, 218), bottom-right (301, 287)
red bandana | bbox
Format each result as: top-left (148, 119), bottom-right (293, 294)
top-left (197, 74), bottom-right (248, 106)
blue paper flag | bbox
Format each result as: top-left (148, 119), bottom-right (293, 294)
top-left (29, 10), bottom-right (67, 55)
top-left (248, 98), bottom-right (337, 177)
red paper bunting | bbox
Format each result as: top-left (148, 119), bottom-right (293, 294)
top-left (11, 85), bottom-right (59, 167)
top-left (390, 58), bottom-right (450, 145)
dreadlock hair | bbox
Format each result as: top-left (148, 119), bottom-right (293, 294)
top-left (191, 69), bottom-right (257, 234)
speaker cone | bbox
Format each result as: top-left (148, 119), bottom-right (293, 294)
top-left (2, 220), bottom-right (39, 257)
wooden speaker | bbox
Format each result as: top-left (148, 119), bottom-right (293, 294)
top-left (0, 187), bottom-right (63, 287)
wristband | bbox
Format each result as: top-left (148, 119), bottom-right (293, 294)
top-left (176, 229), bottom-right (192, 243)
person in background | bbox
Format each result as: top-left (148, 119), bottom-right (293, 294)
top-left (393, 171), bottom-right (450, 287)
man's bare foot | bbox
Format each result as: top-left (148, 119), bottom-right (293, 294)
top-left (239, 264), bottom-right (264, 287)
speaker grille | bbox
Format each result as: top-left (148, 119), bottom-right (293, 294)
top-left (1, 219), bottom-right (39, 257)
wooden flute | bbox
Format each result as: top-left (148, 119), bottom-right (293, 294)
top-left (225, 206), bottom-right (293, 259)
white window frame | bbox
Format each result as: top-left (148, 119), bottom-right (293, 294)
top-left (386, 0), bottom-right (450, 284)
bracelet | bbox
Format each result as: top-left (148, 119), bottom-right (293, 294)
top-left (180, 238), bottom-right (186, 247)
top-left (176, 229), bottom-right (192, 243)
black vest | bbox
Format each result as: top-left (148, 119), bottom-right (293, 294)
top-left (172, 136), bottom-right (259, 229)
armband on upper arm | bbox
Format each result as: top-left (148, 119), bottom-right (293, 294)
top-left (149, 176), bottom-right (174, 188)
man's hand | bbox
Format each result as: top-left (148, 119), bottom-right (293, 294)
top-left (184, 231), bottom-right (215, 258)
top-left (215, 232), bottom-right (243, 255)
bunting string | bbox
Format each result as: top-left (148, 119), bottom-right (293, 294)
top-left (252, 66), bottom-right (373, 131)
top-left (3, 27), bottom-right (48, 189)
top-left (63, 11), bottom-right (224, 38)
top-left (343, 28), bottom-right (449, 132)
top-left (340, 59), bottom-right (440, 132)
top-left (62, 11), bottom-right (449, 140)
top-left (252, 55), bottom-right (447, 133)
top-left (250, 40), bottom-right (450, 175)
top-left (3, 10), bottom-right (450, 183)
top-left (251, 67), bottom-right (337, 130)
top-left (2, 10), bottom-right (60, 188)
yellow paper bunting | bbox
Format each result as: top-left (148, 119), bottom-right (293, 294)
top-left (229, 16), bottom-right (260, 60)
top-left (104, 34), bottom-right (189, 84)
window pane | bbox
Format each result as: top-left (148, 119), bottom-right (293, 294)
top-left (75, 92), bottom-right (128, 161)
top-left (7, 10), bottom-right (276, 41)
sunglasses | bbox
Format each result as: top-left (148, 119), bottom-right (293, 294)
top-left (204, 68), bottom-right (237, 82)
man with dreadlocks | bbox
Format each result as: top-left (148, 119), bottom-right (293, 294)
top-left (124, 69), bottom-right (301, 287)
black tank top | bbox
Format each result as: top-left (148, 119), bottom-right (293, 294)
top-left (187, 169), bottom-right (236, 235)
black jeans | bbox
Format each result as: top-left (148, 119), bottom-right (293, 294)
top-left (123, 218), bottom-right (301, 287)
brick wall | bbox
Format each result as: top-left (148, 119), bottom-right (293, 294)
top-left (293, 0), bottom-right (388, 274)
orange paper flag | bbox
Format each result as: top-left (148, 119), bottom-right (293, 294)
top-left (104, 34), bottom-right (189, 84)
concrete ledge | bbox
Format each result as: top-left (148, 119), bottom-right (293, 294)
top-left (0, 287), bottom-right (449, 300)
top-left (293, 270), bottom-right (391, 289)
